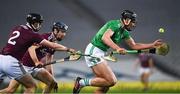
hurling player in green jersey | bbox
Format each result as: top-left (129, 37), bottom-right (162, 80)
top-left (73, 10), bottom-right (163, 94)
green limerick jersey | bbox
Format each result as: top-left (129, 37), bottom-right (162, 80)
top-left (91, 20), bottom-right (131, 51)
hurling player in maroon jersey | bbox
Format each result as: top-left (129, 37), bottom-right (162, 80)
top-left (0, 21), bottom-right (68, 93)
top-left (0, 13), bottom-right (75, 93)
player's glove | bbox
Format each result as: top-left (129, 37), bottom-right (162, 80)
top-left (35, 63), bottom-right (44, 68)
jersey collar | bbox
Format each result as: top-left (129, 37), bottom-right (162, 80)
top-left (26, 23), bottom-right (32, 29)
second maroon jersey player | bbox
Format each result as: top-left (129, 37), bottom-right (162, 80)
top-left (22, 32), bottom-right (55, 67)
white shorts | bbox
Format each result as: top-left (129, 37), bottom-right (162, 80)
top-left (23, 66), bottom-right (44, 78)
top-left (85, 43), bottom-right (105, 67)
top-left (139, 67), bottom-right (150, 75)
top-left (0, 55), bottom-right (27, 80)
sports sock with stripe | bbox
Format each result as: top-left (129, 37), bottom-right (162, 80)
top-left (79, 78), bottom-right (91, 86)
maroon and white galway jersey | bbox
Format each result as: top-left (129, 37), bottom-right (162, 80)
top-left (22, 32), bottom-right (56, 67)
top-left (1, 24), bottom-right (44, 61)
top-left (138, 54), bottom-right (152, 68)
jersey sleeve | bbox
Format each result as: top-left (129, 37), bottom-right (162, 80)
top-left (107, 21), bottom-right (118, 32)
top-left (123, 30), bottom-right (131, 40)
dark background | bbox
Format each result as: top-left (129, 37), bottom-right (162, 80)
top-left (0, 0), bottom-right (180, 78)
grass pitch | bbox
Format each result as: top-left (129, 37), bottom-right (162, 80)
top-left (17, 81), bottom-right (180, 93)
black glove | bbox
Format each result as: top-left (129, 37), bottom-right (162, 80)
top-left (35, 63), bottom-right (44, 68)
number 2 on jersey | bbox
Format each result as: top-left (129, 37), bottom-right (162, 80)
top-left (8, 31), bottom-right (20, 45)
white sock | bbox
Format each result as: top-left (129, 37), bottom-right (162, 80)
top-left (79, 78), bottom-right (91, 86)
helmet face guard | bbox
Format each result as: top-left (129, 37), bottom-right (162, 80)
top-left (52, 21), bottom-right (68, 41)
top-left (124, 20), bottom-right (136, 31)
top-left (31, 23), bottom-right (42, 32)
top-left (26, 13), bottom-right (43, 31)
top-left (121, 10), bottom-right (137, 31)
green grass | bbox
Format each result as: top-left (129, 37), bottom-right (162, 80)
top-left (17, 81), bottom-right (180, 93)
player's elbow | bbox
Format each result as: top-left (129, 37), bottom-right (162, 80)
top-left (48, 43), bottom-right (58, 50)
top-left (105, 76), bottom-right (117, 87)
top-left (102, 35), bottom-right (109, 44)
top-left (50, 43), bottom-right (57, 49)
top-left (102, 36), bottom-right (106, 42)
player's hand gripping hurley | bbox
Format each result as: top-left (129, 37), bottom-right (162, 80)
top-left (104, 43), bottom-right (169, 62)
top-left (33, 51), bottom-right (82, 69)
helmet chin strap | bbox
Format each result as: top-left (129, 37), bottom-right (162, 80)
top-left (124, 26), bottom-right (132, 31)
top-left (124, 19), bottom-right (131, 25)
top-left (31, 23), bottom-right (41, 32)
top-left (31, 24), bottom-right (38, 32)
top-left (121, 19), bottom-right (134, 31)
top-left (52, 31), bottom-right (62, 41)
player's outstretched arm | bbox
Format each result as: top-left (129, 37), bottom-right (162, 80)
top-left (125, 37), bottom-right (163, 50)
top-left (40, 39), bottom-right (75, 52)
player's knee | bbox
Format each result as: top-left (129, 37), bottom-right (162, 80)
top-left (31, 82), bottom-right (37, 88)
top-left (23, 84), bottom-right (36, 93)
top-left (25, 83), bottom-right (37, 90)
top-left (107, 77), bottom-right (117, 87)
top-left (109, 79), bottom-right (117, 87)
top-left (95, 87), bottom-right (109, 93)
top-left (24, 87), bottom-right (35, 93)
